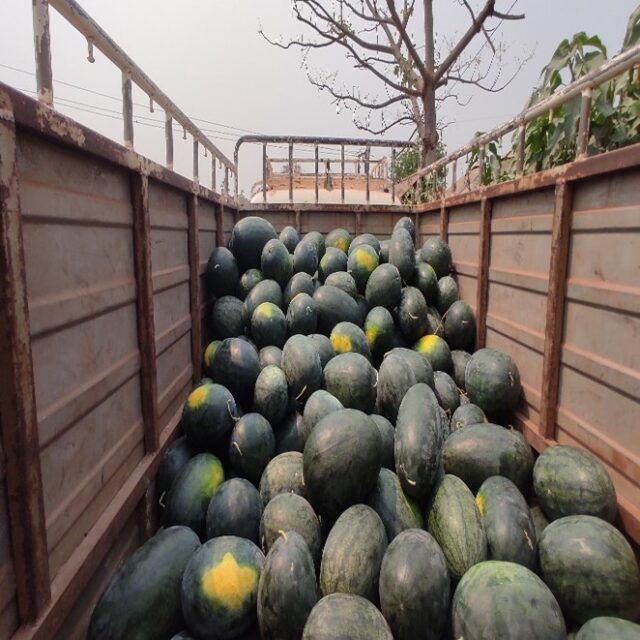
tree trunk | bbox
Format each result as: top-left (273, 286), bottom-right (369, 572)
top-left (421, 0), bottom-right (438, 167)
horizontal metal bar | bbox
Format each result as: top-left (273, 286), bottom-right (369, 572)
top-left (47, 0), bottom-right (236, 173)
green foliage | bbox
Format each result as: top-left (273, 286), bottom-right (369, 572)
top-left (394, 144), bottom-right (447, 203)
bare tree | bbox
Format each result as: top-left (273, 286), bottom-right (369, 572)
top-left (261, 1), bottom-right (527, 165)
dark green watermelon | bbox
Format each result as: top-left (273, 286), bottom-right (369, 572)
top-left (251, 302), bottom-right (287, 349)
top-left (444, 300), bottom-right (476, 351)
top-left (436, 275), bottom-right (459, 314)
top-left (275, 411), bottom-right (312, 454)
top-left (157, 436), bottom-right (197, 499)
top-left (281, 335), bottom-right (323, 404)
top-left (320, 504), bottom-right (387, 602)
top-left (576, 617), bottom-right (640, 639)
top-left (452, 561), bottom-right (566, 640)
top-left (286, 293), bottom-right (318, 336)
top-left (230, 413), bottom-right (276, 485)
top-left (303, 390), bottom-right (343, 433)
top-left (329, 322), bottom-right (371, 359)
top-left (443, 424), bottom-right (534, 493)
top-left (308, 334), bottom-right (335, 368)
top-left (425, 305), bottom-right (444, 336)
top-left (206, 246), bottom-right (240, 298)
top-left (303, 409), bottom-right (382, 520)
top-left (260, 493), bottom-right (322, 565)
top-left (413, 334), bottom-right (452, 372)
top-left (253, 365), bottom-right (289, 425)
top-left (533, 445), bottom-right (617, 522)
top-left (379, 529), bottom-right (450, 640)
top-left (164, 453), bottom-right (224, 538)
top-left (206, 478), bottom-right (263, 544)
top-left (181, 535), bottom-right (265, 639)
top-left (293, 240), bottom-right (319, 276)
top-left (413, 262), bottom-right (439, 304)
top-left (433, 370), bottom-right (461, 416)
top-left (302, 593), bottom-right (393, 639)
top-left (259, 346), bottom-right (282, 369)
top-left (325, 228), bottom-right (352, 254)
top-left (451, 403), bottom-right (486, 430)
top-left (279, 225), bottom-right (300, 252)
top-left (465, 348), bottom-right (522, 416)
top-left (230, 217), bottom-right (278, 271)
top-left (182, 383), bottom-right (237, 451)
top-left (212, 296), bottom-right (244, 339)
top-left (211, 338), bottom-right (260, 407)
top-left (369, 415), bottom-right (395, 470)
top-left (238, 269), bottom-right (263, 301)
top-left (367, 468), bottom-right (423, 540)
top-left (420, 237), bottom-right (452, 278)
top-left (379, 239), bottom-right (390, 263)
top-left (257, 531), bottom-right (317, 640)
top-left (539, 515), bottom-right (640, 624)
top-left (529, 504), bottom-right (549, 540)
top-left (393, 216), bottom-right (416, 243)
top-left (88, 527), bottom-right (200, 640)
top-left (348, 233), bottom-right (381, 256)
top-left (355, 294), bottom-right (368, 324)
top-left (427, 474), bottom-right (487, 581)
top-left (284, 272), bottom-right (316, 307)
top-left (324, 271), bottom-right (357, 298)
top-left (203, 340), bottom-right (221, 376)
top-left (347, 244), bottom-right (379, 293)
top-left (476, 476), bottom-right (537, 570)
top-left (323, 352), bottom-right (377, 413)
top-left (365, 264), bottom-right (402, 310)
top-left (302, 231), bottom-right (325, 261)
top-left (392, 347), bottom-right (434, 385)
top-left (259, 452), bottom-right (308, 504)
top-left (389, 228), bottom-right (415, 284)
top-left (318, 247), bottom-right (347, 282)
top-left (450, 349), bottom-right (472, 389)
top-left (313, 285), bottom-right (362, 334)
top-left (363, 306), bottom-right (394, 358)
top-left (242, 279), bottom-right (283, 326)
top-left (395, 383), bottom-right (444, 498)
top-left (397, 287), bottom-right (428, 341)
top-left (261, 239), bottom-right (293, 287)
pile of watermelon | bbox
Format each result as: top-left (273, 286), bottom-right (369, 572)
top-left (88, 216), bottom-right (640, 640)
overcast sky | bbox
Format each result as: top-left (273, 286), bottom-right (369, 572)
top-left (0, 1), bottom-right (637, 193)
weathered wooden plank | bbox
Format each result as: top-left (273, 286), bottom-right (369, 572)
top-left (475, 197), bottom-right (492, 349)
top-left (188, 193), bottom-right (202, 383)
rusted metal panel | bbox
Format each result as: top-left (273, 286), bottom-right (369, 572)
top-left (475, 198), bottom-right (492, 349)
top-left (32, 0), bottom-right (54, 106)
top-left (447, 203), bottom-right (481, 311)
top-left (187, 194), bottom-right (201, 383)
top-left (0, 457), bottom-right (20, 639)
top-left (198, 199), bottom-right (217, 349)
top-left (0, 94), bottom-right (51, 623)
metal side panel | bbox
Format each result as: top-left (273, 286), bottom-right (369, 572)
top-left (198, 199), bottom-right (217, 350)
top-left (448, 202), bottom-right (481, 313)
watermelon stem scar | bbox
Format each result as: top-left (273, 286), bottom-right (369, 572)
top-left (295, 385), bottom-right (308, 401)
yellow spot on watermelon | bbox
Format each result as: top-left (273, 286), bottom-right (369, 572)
top-left (365, 326), bottom-right (378, 348)
top-left (356, 247), bottom-right (377, 272)
top-left (256, 302), bottom-right (274, 318)
top-left (336, 238), bottom-right (348, 252)
top-left (475, 493), bottom-right (485, 518)
top-left (415, 334), bottom-right (439, 354)
top-left (187, 385), bottom-right (209, 409)
top-left (331, 333), bottom-right (352, 353)
top-left (203, 341), bottom-right (219, 368)
top-left (201, 552), bottom-right (257, 611)
top-left (204, 461), bottom-right (224, 495)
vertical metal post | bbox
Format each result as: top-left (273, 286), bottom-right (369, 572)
top-left (288, 142), bottom-right (294, 204)
top-left (576, 87), bottom-right (593, 158)
top-left (451, 159), bottom-right (457, 193)
top-left (224, 167), bottom-right (229, 197)
top-left (365, 145), bottom-right (371, 205)
top-left (341, 144), bottom-right (345, 204)
top-left (122, 72), bottom-right (134, 150)
top-left (165, 113), bottom-right (173, 170)
top-left (314, 144), bottom-right (319, 205)
top-left (475, 197), bottom-right (492, 349)
top-left (391, 148), bottom-right (396, 203)
top-left (32, 0), bottom-right (54, 106)
top-left (211, 157), bottom-right (217, 193)
top-left (192, 139), bottom-right (199, 184)
top-left (187, 194), bottom-right (201, 383)
top-left (516, 124), bottom-right (525, 176)
top-left (478, 144), bottom-right (485, 186)
top-left (262, 142), bottom-right (267, 204)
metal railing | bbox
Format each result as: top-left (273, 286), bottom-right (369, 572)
top-left (32, 0), bottom-right (237, 194)
top-left (234, 135), bottom-right (414, 205)
top-left (400, 43), bottom-right (640, 200)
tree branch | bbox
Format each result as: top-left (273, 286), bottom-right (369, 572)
top-left (308, 78), bottom-right (408, 110)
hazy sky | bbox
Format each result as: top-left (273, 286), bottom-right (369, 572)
top-left (0, 1), bottom-right (637, 193)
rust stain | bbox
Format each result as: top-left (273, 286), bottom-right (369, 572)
top-left (35, 103), bottom-right (85, 147)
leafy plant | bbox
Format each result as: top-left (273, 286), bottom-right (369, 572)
top-left (395, 143), bottom-right (447, 203)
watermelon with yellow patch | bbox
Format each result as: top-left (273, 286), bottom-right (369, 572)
top-left (203, 340), bottom-right (221, 376)
top-left (181, 536), bottom-right (265, 639)
top-left (325, 228), bottom-right (352, 253)
top-left (413, 334), bottom-right (452, 372)
top-left (330, 322), bottom-right (371, 359)
top-left (363, 306), bottom-right (394, 359)
top-left (347, 244), bottom-right (379, 293)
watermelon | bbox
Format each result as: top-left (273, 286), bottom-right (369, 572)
top-left (206, 246), bottom-right (240, 298)
top-left (363, 306), bottom-right (394, 357)
top-left (367, 468), bottom-right (423, 540)
top-left (413, 334), bottom-right (452, 372)
top-left (230, 216), bottom-right (278, 271)
top-left (329, 322), bottom-right (370, 359)
top-left (379, 529), bottom-right (450, 640)
top-left (279, 225), bottom-right (300, 252)
top-left (88, 527), bottom-right (200, 640)
top-left (211, 338), bottom-right (260, 407)
top-left (313, 285), bottom-right (362, 334)
top-left (261, 239), bottom-right (293, 288)
top-left (275, 411), bottom-right (311, 454)
top-left (539, 515), bottom-right (640, 624)
top-left (303, 409), bottom-right (382, 520)
top-left (206, 478), bottom-right (263, 544)
top-left (157, 435), bottom-right (197, 502)
top-left (365, 263), bottom-right (402, 310)
top-left (308, 334), bottom-right (335, 368)
top-left (452, 561), bottom-right (566, 640)
top-left (302, 593), bottom-right (393, 640)
top-left (443, 424), bottom-right (534, 493)
top-left (476, 476), bottom-right (537, 570)
top-left (389, 228), bottom-right (415, 283)
top-left (239, 269), bottom-right (263, 300)
top-left (259, 346), bottom-right (282, 369)
top-left (347, 244), bottom-right (379, 293)
top-left (325, 228), bottom-right (352, 253)
top-left (348, 233), bottom-right (381, 256)
top-left (303, 390), bottom-right (343, 434)
top-left (433, 370), bottom-right (461, 415)
top-left (203, 340), bottom-right (221, 375)
top-left (284, 272), bottom-right (316, 307)
top-left (414, 262), bottom-right (439, 303)
top-left (397, 287), bottom-right (428, 341)
top-left (259, 452), bottom-right (308, 503)
top-left (293, 240), bottom-right (319, 276)
top-left (170, 632), bottom-right (195, 640)
top-left (427, 474), bottom-right (487, 580)
top-left (436, 275), bottom-right (459, 314)
top-left (369, 415), bottom-right (395, 469)
top-left (253, 365), bottom-right (289, 425)
top-left (230, 413), bottom-right (276, 485)
top-left (393, 216), bottom-right (416, 243)
top-left (324, 271), bottom-right (357, 298)
top-left (281, 335), bottom-right (323, 404)
top-left (451, 403), bottom-right (486, 430)
top-left (395, 383), bottom-right (444, 498)
top-left (164, 453), bottom-right (224, 538)
top-left (242, 280), bottom-right (283, 326)
top-left (302, 231), bottom-right (325, 260)
top-left (444, 300), bottom-right (475, 351)
top-left (450, 349), bottom-right (471, 388)
top-left (257, 531), bottom-right (317, 640)
top-left (425, 305), bottom-right (444, 336)
top-left (530, 504), bottom-right (550, 540)
top-left (286, 293), bottom-right (318, 336)
top-left (533, 445), bottom-right (617, 522)
top-left (323, 352), bottom-right (377, 413)
top-left (355, 294), bottom-right (368, 324)
top-left (260, 493), bottom-right (322, 565)
top-left (576, 617), bottom-right (640, 639)
top-left (251, 302), bottom-right (287, 349)
top-left (318, 247), bottom-right (347, 282)
top-left (320, 504), bottom-right (387, 602)
top-left (420, 237), bottom-right (452, 278)
top-left (379, 239), bottom-right (390, 263)
top-left (181, 536), bottom-right (265, 639)
top-left (212, 296), bottom-right (244, 339)
top-left (465, 348), bottom-right (522, 416)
